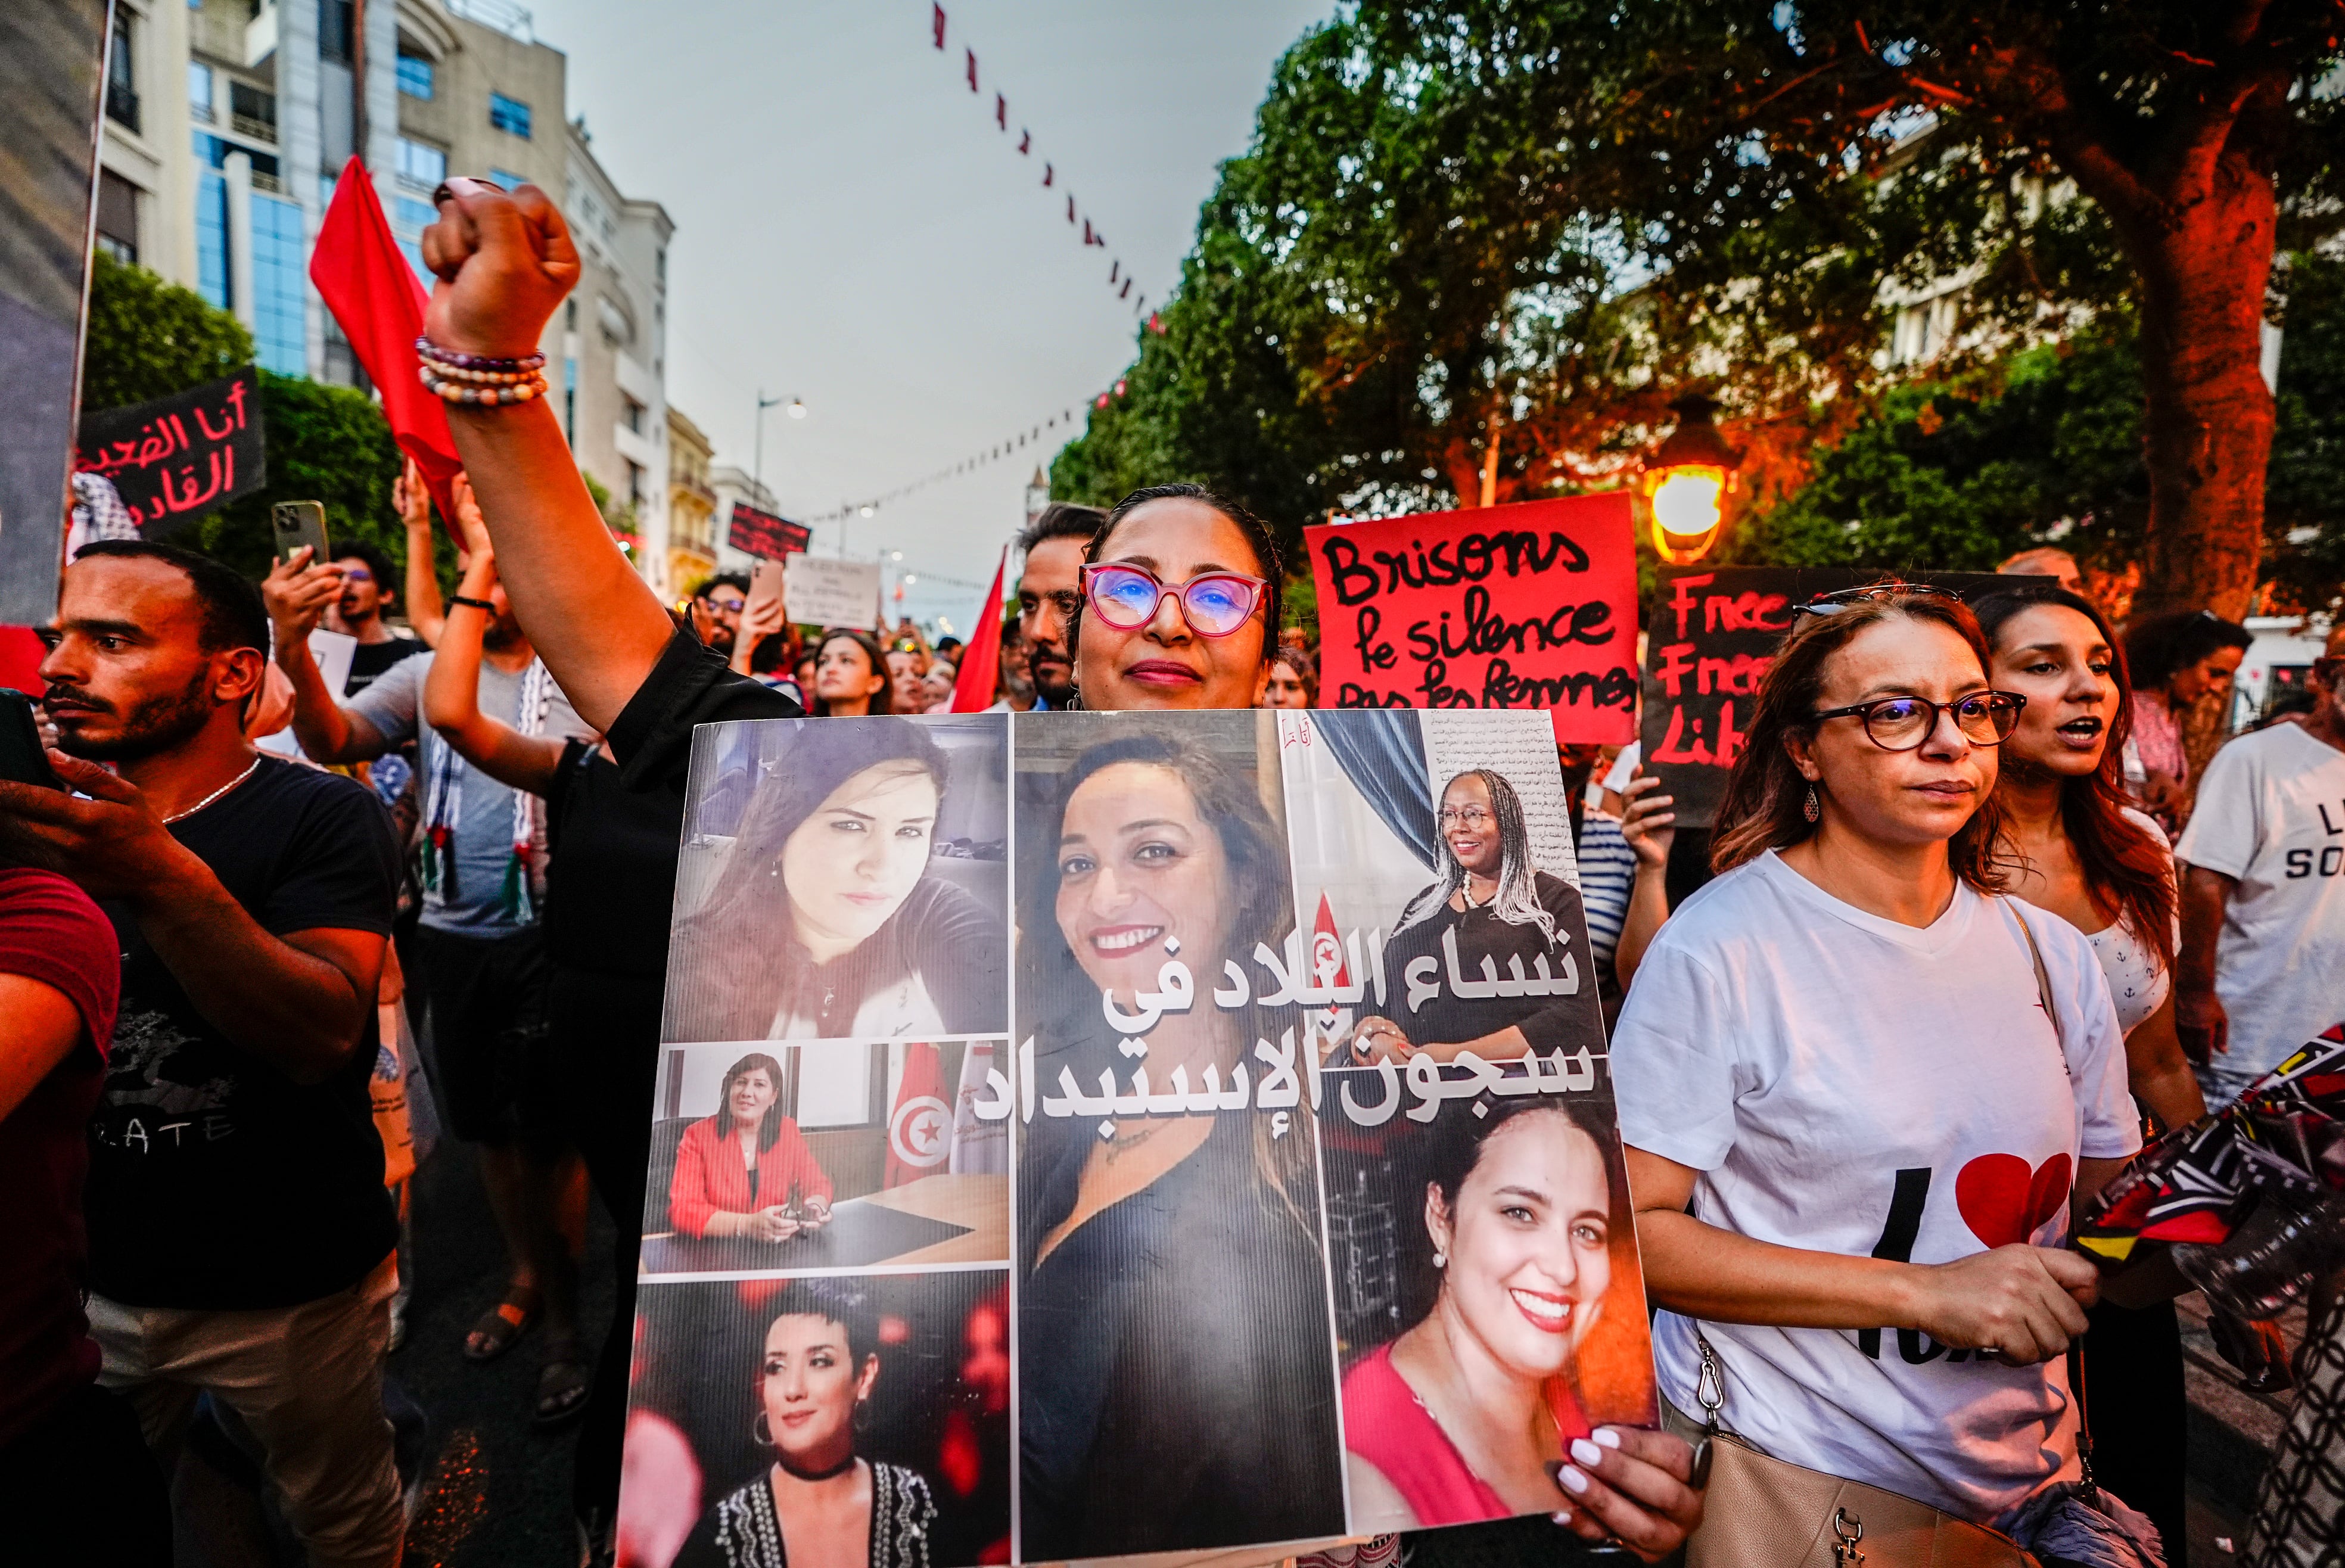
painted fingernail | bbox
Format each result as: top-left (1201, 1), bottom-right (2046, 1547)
top-left (1570, 1438), bottom-right (1604, 1467)
top-left (1559, 1464), bottom-right (1590, 1494)
top-left (1593, 1427), bottom-right (1624, 1449)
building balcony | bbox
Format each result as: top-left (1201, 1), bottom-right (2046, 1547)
top-left (231, 112), bottom-right (276, 143)
top-left (251, 170), bottom-right (283, 194)
top-left (106, 83), bottom-right (141, 135)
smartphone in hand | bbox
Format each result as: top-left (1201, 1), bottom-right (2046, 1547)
top-left (272, 500), bottom-right (331, 567)
top-left (747, 559), bottom-right (788, 630)
top-left (0, 689), bottom-right (62, 791)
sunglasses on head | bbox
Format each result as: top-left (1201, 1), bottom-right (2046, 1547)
top-left (1790, 583), bottom-right (1960, 618)
top-left (1081, 562), bottom-right (1268, 639)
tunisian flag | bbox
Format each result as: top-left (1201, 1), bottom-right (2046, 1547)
top-left (308, 157), bottom-right (463, 518)
top-left (949, 547), bottom-right (1007, 712)
top-left (884, 1044), bottom-right (953, 1189)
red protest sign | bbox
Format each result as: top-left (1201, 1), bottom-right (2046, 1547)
top-left (726, 502), bottom-right (811, 561)
top-left (75, 369), bottom-right (267, 536)
top-left (1304, 494), bottom-right (1638, 741)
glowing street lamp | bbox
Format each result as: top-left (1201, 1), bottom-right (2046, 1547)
top-left (1638, 394), bottom-right (1741, 565)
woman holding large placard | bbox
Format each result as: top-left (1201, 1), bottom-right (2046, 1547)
top-left (1612, 584), bottom-right (2149, 1548)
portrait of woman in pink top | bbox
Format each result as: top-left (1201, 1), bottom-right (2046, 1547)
top-left (1342, 1094), bottom-right (1650, 1531)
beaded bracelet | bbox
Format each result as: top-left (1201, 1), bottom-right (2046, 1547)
top-left (418, 365), bottom-right (548, 406)
top-left (426, 361), bottom-right (542, 386)
top-left (414, 335), bottom-right (547, 374)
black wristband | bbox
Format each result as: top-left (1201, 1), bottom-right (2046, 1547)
top-left (449, 595), bottom-right (496, 611)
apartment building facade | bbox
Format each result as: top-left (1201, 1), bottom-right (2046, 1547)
top-left (96, 0), bottom-right (678, 589)
top-left (667, 406), bottom-right (719, 593)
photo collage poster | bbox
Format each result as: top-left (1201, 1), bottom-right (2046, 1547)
top-left (621, 708), bottom-right (1656, 1568)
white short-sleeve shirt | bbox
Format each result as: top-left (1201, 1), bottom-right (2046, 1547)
top-left (1612, 851), bottom-right (2141, 1522)
top-left (2173, 722), bottom-right (2345, 1102)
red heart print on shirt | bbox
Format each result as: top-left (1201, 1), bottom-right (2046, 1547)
top-left (1954, 1153), bottom-right (2072, 1248)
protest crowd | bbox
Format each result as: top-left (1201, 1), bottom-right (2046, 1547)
top-left (3, 174), bottom-right (2343, 1568)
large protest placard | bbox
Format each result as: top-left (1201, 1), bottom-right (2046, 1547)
top-left (783, 554), bottom-right (884, 629)
top-left (620, 709), bottom-right (1655, 1564)
top-left (74, 369), bottom-right (268, 537)
top-left (1305, 494), bottom-right (1638, 742)
top-left (1641, 567), bottom-right (2047, 830)
top-left (0, 0), bottom-right (110, 623)
top-left (726, 500), bottom-right (813, 562)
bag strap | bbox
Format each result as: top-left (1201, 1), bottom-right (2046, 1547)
top-left (2007, 898), bottom-right (2103, 1501)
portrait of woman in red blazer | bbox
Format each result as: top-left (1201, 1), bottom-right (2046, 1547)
top-left (669, 1052), bottom-right (835, 1242)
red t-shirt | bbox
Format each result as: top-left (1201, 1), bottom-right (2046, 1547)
top-left (0, 869), bottom-right (120, 1445)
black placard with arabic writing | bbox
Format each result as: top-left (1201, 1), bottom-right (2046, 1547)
top-left (75, 368), bottom-right (266, 537)
top-left (1640, 567), bottom-right (2046, 830)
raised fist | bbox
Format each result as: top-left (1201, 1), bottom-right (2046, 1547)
top-left (419, 177), bottom-right (580, 360)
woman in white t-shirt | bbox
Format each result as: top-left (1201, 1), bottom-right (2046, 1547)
top-left (1973, 582), bottom-right (2203, 1560)
top-left (1612, 583), bottom-right (2144, 1530)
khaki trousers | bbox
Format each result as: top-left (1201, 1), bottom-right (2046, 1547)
top-left (88, 1253), bottom-right (405, 1568)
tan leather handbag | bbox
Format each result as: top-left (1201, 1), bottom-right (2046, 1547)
top-left (1663, 1333), bottom-right (2039, 1568)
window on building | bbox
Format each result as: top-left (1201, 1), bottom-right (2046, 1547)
top-left (188, 61), bottom-right (213, 122)
top-left (622, 396), bottom-right (645, 435)
top-left (96, 170), bottom-right (139, 265)
top-left (250, 192), bottom-right (309, 375)
top-left (626, 461), bottom-right (646, 510)
top-left (318, 0), bottom-right (354, 64)
top-left (228, 80), bottom-right (276, 141)
top-left (393, 195), bottom-right (436, 231)
top-left (396, 50), bottom-right (434, 99)
top-left (490, 167), bottom-right (528, 192)
top-left (655, 247), bottom-right (666, 287)
top-left (395, 136), bottom-right (447, 191)
top-left (489, 92), bottom-right (532, 139)
top-left (107, 11), bottom-right (140, 134)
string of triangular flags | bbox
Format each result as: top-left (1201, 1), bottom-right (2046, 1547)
top-left (796, 353), bottom-right (1159, 528)
top-left (931, 2), bottom-right (1147, 318)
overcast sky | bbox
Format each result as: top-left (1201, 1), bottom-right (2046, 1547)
top-left (519, 0), bottom-right (1335, 629)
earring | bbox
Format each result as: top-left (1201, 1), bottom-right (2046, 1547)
top-left (1803, 782), bottom-right (1821, 824)
top-left (1432, 1250), bottom-right (1447, 1269)
top-left (754, 1411), bottom-right (774, 1447)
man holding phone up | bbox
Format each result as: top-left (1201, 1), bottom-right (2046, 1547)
top-left (0, 542), bottom-right (405, 1566)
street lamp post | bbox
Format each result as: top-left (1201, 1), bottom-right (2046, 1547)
top-left (752, 390), bottom-right (805, 507)
top-left (1638, 394), bottom-right (1743, 566)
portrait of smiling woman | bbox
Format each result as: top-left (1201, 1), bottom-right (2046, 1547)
top-left (665, 716), bottom-right (1007, 1044)
top-left (1342, 1095), bottom-right (1652, 1533)
top-left (1013, 716), bottom-right (1347, 1560)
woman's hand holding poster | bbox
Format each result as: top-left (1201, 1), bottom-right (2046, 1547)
top-left (1305, 495), bottom-right (1639, 739)
top-left (622, 708), bottom-right (1657, 1568)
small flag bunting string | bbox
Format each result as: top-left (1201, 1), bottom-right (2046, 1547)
top-left (931, 3), bottom-right (1147, 318)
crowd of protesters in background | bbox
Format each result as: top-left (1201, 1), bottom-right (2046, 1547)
top-left (5, 176), bottom-right (2343, 1568)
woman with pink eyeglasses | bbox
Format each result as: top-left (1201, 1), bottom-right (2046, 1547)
top-left (1062, 484), bottom-right (1283, 711)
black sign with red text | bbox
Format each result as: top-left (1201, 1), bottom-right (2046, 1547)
top-left (726, 501), bottom-right (813, 561)
top-left (1641, 568), bottom-right (2042, 829)
top-left (74, 369), bottom-right (266, 537)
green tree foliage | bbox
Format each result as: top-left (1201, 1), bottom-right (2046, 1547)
top-left (79, 256), bottom-right (448, 589)
top-left (1056, 0), bottom-right (2345, 613)
top-left (81, 252), bottom-right (254, 409)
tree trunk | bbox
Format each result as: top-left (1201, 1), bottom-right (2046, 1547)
top-left (2123, 164), bottom-right (2276, 622)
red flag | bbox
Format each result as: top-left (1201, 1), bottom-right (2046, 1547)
top-left (932, 2), bottom-right (946, 48)
top-left (951, 547), bottom-right (1007, 713)
top-left (308, 157), bottom-right (462, 520)
top-left (1310, 892), bottom-right (1351, 991)
top-left (966, 48), bottom-right (978, 90)
top-left (885, 1044), bottom-right (952, 1188)
top-left (996, 92), bottom-right (1007, 130)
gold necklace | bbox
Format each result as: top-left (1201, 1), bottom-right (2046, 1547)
top-left (163, 756), bottom-right (262, 824)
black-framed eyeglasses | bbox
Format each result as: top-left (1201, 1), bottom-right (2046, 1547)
top-left (1811, 691), bottom-right (2026, 750)
top-left (1790, 583), bottom-right (1959, 618)
top-left (1081, 562), bottom-right (1268, 639)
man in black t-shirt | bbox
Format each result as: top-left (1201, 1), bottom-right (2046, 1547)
top-left (324, 540), bottom-right (424, 697)
top-left (0, 542), bottom-right (405, 1568)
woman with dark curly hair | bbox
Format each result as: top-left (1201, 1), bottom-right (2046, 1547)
top-left (675, 1278), bottom-right (935, 1568)
top-left (1344, 1094), bottom-right (1652, 1532)
top-left (664, 718), bottom-right (1004, 1043)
